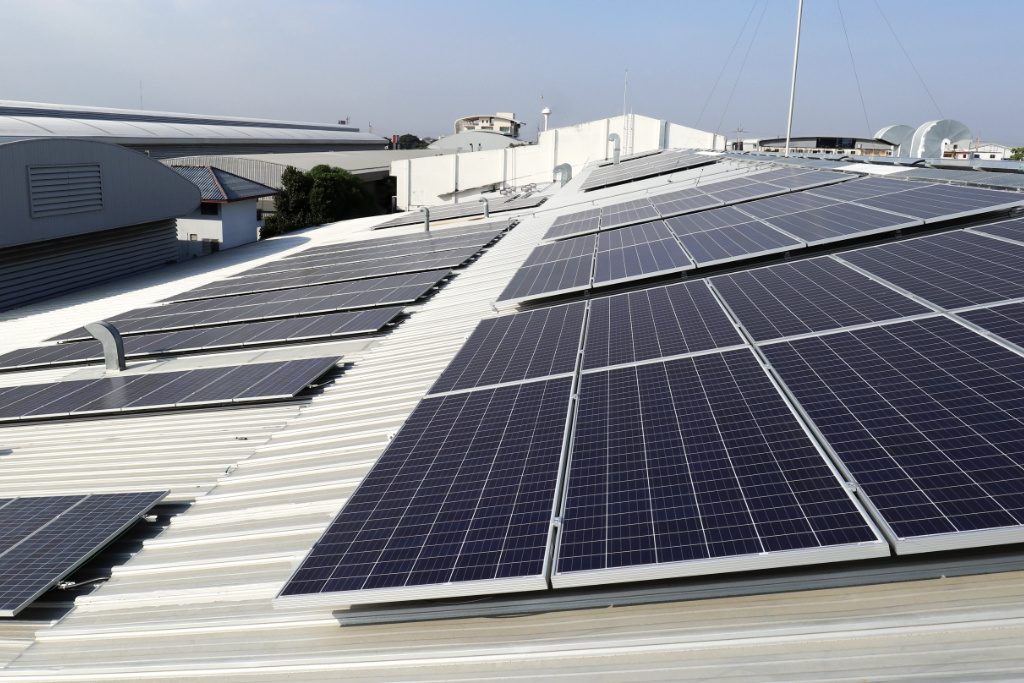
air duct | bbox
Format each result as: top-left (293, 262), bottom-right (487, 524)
top-left (85, 321), bottom-right (126, 371)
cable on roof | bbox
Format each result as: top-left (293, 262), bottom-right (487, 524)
top-left (694, 0), bottom-right (759, 130)
top-left (871, 0), bottom-right (944, 119)
top-left (715, 0), bottom-right (770, 137)
top-left (836, 0), bottom-right (873, 137)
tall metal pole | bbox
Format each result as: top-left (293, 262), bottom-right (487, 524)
top-left (783, 0), bottom-right (804, 157)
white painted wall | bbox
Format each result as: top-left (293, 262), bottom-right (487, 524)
top-left (176, 199), bottom-right (259, 250)
top-left (392, 114), bottom-right (724, 209)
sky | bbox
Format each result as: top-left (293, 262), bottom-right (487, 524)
top-left (1, 0), bottom-right (1022, 145)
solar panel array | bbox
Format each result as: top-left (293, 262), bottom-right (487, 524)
top-left (546, 167), bottom-right (852, 241)
top-left (580, 150), bottom-right (717, 191)
top-left (895, 168), bottom-right (1024, 193)
top-left (0, 492), bottom-right (167, 617)
top-left (504, 177), bottom-right (1023, 305)
top-left (373, 195), bottom-right (547, 229)
top-left (0, 357), bottom-right (338, 423)
top-left (0, 308), bottom-right (402, 372)
top-left (281, 168), bottom-right (1024, 607)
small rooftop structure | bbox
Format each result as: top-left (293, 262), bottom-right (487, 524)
top-left (171, 165), bottom-right (277, 203)
top-left (454, 112), bottom-right (523, 138)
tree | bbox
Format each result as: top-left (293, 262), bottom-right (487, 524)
top-left (396, 133), bottom-right (429, 150)
top-left (1011, 147), bottom-right (1024, 161)
top-left (262, 165), bottom-right (379, 238)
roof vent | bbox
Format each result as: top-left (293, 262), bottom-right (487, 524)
top-left (553, 163), bottom-right (572, 187)
top-left (607, 133), bottom-right (621, 164)
top-left (85, 321), bottom-right (126, 371)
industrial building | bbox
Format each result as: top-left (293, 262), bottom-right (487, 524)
top-left (0, 137), bottom-right (199, 313)
top-left (454, 111), bottom-right (523, 137)
top-left (1, 109), bottom-right (1024, 681)
top-left (0, 100), bottom-right (388, 158)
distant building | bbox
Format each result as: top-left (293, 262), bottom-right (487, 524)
top-left (428, 131), bottom-right (523, 152)
top-left (171, 166), bottom-right (277, 254)
top-left (754, 136), bottom-right (894, 156)
top-left (945, 142), bottom-right (1016, 161)
top-left (454, 112), bottom-right (523, 138)
top-left (0, 138), bottom-right (198, 312)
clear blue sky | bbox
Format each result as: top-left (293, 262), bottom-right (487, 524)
top-left (2, 0), bottom-right (1021, 144)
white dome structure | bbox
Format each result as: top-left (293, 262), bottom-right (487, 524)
top-left (908, 119), bottom-right (971, 159)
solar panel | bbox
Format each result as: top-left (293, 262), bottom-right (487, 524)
top-left (897, 168), bottom-right (1024, 192)
top-left (853, 184), bottom-right (1023, 221)
top-left (0, 492), bottom-right (167, 617)
top-left (763, 318), bottom-right (1024, 552)
top-left (0, 309), bottom-right (401, 371)
top-left (648, 187), bottom-right (723, 219)
top-left (291, 222), bottom-right (509, 258)
top-left (599, 198), bottom-right (660, 230)
top-left (957, 302), bottom-right (1024, 351)
top-left (553, 349), bottom-right (884, 589)
top-left (543, 209), bottom-right (602, 241)
top-left (584, 280), bottom-right (742, 370)
top-left (496, 255), bottom-right (593, 303)
top-left (373, 196), bottom-right (543, 229)
top-left (664, 206), bottom-right (756, 235)
top-left (279, 377), bottom-right (573, 605)
top-left (806, 177), bottom-right (921, 202)
top-left (710, 257), bottom-right (930, 341)
top-left (764, 202), bottom-right (921, 245)
top-left (522, 235), bottom-right (597, 267)
top-left (969, 217), bottom-right (1024, 243)
top-left (703, 180), bottom-right (784, 204)
top-left (753, 169), bottom-right (850, 191)
top-left (734, 191), bottom-right (840, 220)
top-left (0, 357), bottom-right (338, 422)
top-left (430, 303), bottom-right (585, 393)
top-left (838, 231), bottom-right (1024, 309)
top-left (581, 151), bottom-right (715, 191)
top-left (593, 221), bottom-right (692, 286)
top-left (676, 221), bottom-right (800, 267)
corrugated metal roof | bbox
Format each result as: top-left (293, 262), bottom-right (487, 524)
top-left (1, 158), bottom-right (1023, 680)
top-left (171, 166), bottom-right (277, 202)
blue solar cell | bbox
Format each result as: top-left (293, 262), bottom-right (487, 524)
top-left (280, 377), bottom-right (573, 604)
top-left (649, 187), bottom-right (723, 218)
top-left (523, 235), bottom-right (597, 266)
top-left (0, 492), bottom-right (166, 617)
top-left (735, 191), bottom-right (841, 220)
top-left (584, 280), bottom-right (742, 369)
top-left (958, 302), bottom-right (1024, 350)
top-left (854, 184), bottom-right (1023, 221)
top-left (970, 217), bottom-right (1024, 243)
top-left (764, 202), bottom-right (921, 244)
top-left (430, 303), bottom-right (586, 393)
top-left (676, 221), bottom-right (799, 267)
top-left (599, 198), bottom-right (659, 230)
top-left (807, 177), bottom-right (922, 202)
top-left (498, 255), bottom-right (593, 302)
top-left (839, 231), bottom-right (1024, 309)
top-left (593, 222), bottom-right (691, 285)
top-left (763, 318), bottom-right (1024, 547)
top-left (555, 349), bottom-right (881, 586)
top-left (664, 206), bottom-right (753, 236)
top-left (710, 257), bottom-right (929, 341)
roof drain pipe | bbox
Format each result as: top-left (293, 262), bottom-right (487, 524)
top-left (420, 206), bottom-right (430, 233)
top-left (85, 321), bottom-right (126, 372)
top-left (479, 197), bottom-right (490, 218)
top-left (608, 133), bottom-right (621, 164)
top-left (553, 163), bottom-right (572, 187)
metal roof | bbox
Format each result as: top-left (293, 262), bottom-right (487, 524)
top-left (0, 155), bottom-right (1022, 680)
top-left (171, 166), bottom-right (277, 202)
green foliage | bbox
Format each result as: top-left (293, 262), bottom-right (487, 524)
top-left (396, 133), bottom-right (428, 149)
top-left (262, 165), bottom-right (379, 238)
top-left (1011, 147), bottom-right (1024, 161)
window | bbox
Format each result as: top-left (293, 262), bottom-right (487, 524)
top-left (200, 203), bottom-right (219, 216)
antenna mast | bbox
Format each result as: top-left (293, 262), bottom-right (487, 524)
top-left (783, 0), bottom-right (804, 157)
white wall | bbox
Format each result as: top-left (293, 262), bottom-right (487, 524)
top-left (392, 114), bottom-right (724, 209)
top-left (176, 199), bottom-right (259, 250)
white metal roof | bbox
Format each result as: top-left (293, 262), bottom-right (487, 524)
top-left (0, 160), bottom-right (1022, 680)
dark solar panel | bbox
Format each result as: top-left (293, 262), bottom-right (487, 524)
top-left (676, 221), bottom-right (799, 267)
top-left (970, 217), bottom-right (1024, 243)
top-left (958, 302), bottom-right (1024, 350)
top-left (599, 198), bottom-right (659, 230)
top-left (497, 255), bottom-right (593, 303)
top-left (839, 231), bottom-right (1024, 309)
top-left (664, 206), bottom-right (753, 235)
top-left (710, 257), bottom-right (929, 341)
top-left (806, 177), bottom-right (922, 202)
top-left (0, 357), bottom-right (338, 422)
top-left (554, 349), bottom-right (882, 587)
top-left (764, 202), bottom-right (921, 244)
top-left (279, 377), bottom-right (573, 604)
top-left (584, 280), bottom-right (742, 369)
top-left (430, 303), bottom-right (585, 393)
top-left (648, 187), bottom-right (723, 218)
top-left (764, 318), bottom-right (1024, 549)
top-left (854, 184), bottom-right (1023, 221)
top-left (703, 180), bottom-right (784, 204)
top-left (544, 209), bottom-right (602, 241)
top-left (523, 235), bottom-right (597, 267)
top-left (0, 492), bottom-right (166, 617)
top-left (735, 191), bottom-right (840, 220)
top-left (593, 221), bottom-right (691, 286)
